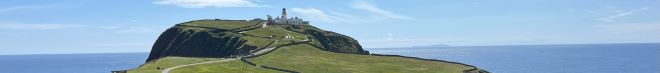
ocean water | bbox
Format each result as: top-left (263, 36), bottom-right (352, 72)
top-left (0, 53), bottom-right (148, 73)
top-left (368, 43), bottom-right (660, 73)
top-left (1, 43), bottom-right (657, 73)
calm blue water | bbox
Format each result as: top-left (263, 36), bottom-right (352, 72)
top-left (1, 43), bottom-right (657, 73)
top-left (0, 53), bottom-right (148, 73)
top-left (368, 43), bottom-right (660, 73)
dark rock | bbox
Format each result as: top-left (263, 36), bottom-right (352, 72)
top-left (146, 26), bottom-right (247, 62)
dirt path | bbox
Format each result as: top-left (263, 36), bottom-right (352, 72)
top-left (161, 58), bottom-right (236, 73)
top-left (161, 42), bottom-right (279, 73)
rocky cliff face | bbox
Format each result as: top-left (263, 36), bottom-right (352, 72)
top-left (145, 21), bottom-right (369, 62)
top-left (146, 26), bottom-right (247, 62)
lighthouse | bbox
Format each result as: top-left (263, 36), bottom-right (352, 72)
top-left (281, 8), bottom-right (287, 19)
top-left (268, 8), bottom-right (309, 25)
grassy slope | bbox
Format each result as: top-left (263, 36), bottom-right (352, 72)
top-left (131, 20), bottom-right (476, 73)
top-left (129, 57), bottom-right (276, 73)
top-left (180, 20), bottom-right (259, 30)
top-left (242, 36), bottom-right (274, 49)
top-left (131, 44), bottom-right (474, 73)
top-left (134, 43), bottom-right (474, 73)
top-left (128, 57), bottom-right (226, 73)
top-left (245, 26), bottom-right (306, 40)
top-left (249, 44), bottom-right (474, 73)
top-left (170, 60), bottom-right (279, 73)
top-left (242, 25), bottom-right (307, 49)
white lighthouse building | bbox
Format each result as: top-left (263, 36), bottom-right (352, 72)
top-left (267, 8), bottom-right (309, 25)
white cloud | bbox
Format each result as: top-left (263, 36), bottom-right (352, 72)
top-left (386, 33), bottom-right (394, 40)
top-left (97, 25), bottom-right (165, 34)
top-left (113, 27), bottom-right (160, 34)
top-left (359, 36), bottom-right (570, 48)
top-left (360, 33), bottom-right (466, 48)
top-left (595, 21), bottom-right (660, 34)
top-left (350, 1), bottom-right (412, 20)
top-left (289, 1), bottom-right (412, 24)
top-left (0, 6), bottom-right (31, 13)
top-left (98, 26), bottom-right (121, 29)
top-left (0, 22), bottom-right (86, 30)
top-left (593, 6), bottom-right (659, 35)
top-left (596, 11), bottom-right (632, 22)
top-left (290, 8), bottom-right (362, 24)
top-left (93, 42), bottom-right (152, 46)
top-left (596, 7), bottom-right (650, 22)
top-left (0, 4), bottom-right (67, 14)
top-left (153, 0), bottom-right (268, 8)
top-left (290, 8), bottom-right (337, 23)
top-left (361, 37), bottom-right (463, 48)
top-left (0, 21), bottom-right (163, 34)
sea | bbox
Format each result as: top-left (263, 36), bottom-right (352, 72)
top-left (0, 43), bottom-right (658, 73)
top-left (0, 53), bottom-right (148, 73)
top-left (368, 43), bottom-right (660, 73)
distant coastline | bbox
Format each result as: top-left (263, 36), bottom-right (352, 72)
top-left (369, 43), bottom-right (660, 49)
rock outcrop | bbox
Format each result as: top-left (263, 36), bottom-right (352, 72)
top-left (146, 26), bottom-right (247, 62)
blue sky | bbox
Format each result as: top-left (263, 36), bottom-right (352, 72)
top-left (1, 0), bottom-right (659, 55)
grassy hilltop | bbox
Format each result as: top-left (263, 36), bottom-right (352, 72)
top-left (128, 19), bottom-right (488, 73)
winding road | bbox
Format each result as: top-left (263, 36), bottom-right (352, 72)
top-left (161, 58), bottom-right (237, 73)
top-left (161, 45), bottom-right (279, 73)
top-left (160, 46), bottom-right (277, 73)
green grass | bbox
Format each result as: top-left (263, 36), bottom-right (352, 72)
top-left (181, 20), bottom-right (260, 30)
top-left (248, 44), bottom-right (475, 73)
top-left (130, 20), bottom-right (476, 73)
top-left (170, 60), bottom-right (279, 73)
top-left (129, 44), bottom-right (474, 73)
top-left (242, 36), bottom-right (274, 51)
top-left (244, 26), bottom-right (308, 47)
top-left (128, 57), bottom-right (226, 73)
top-left (244, 26), bottom-right (306, 40)
top-left (176, 26), bottom-right (212, 32)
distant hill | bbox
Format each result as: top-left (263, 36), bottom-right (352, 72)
top-left (127, 19), bottom-right (488, 73)
top-left (371, 44), bottom-right (452, 50)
